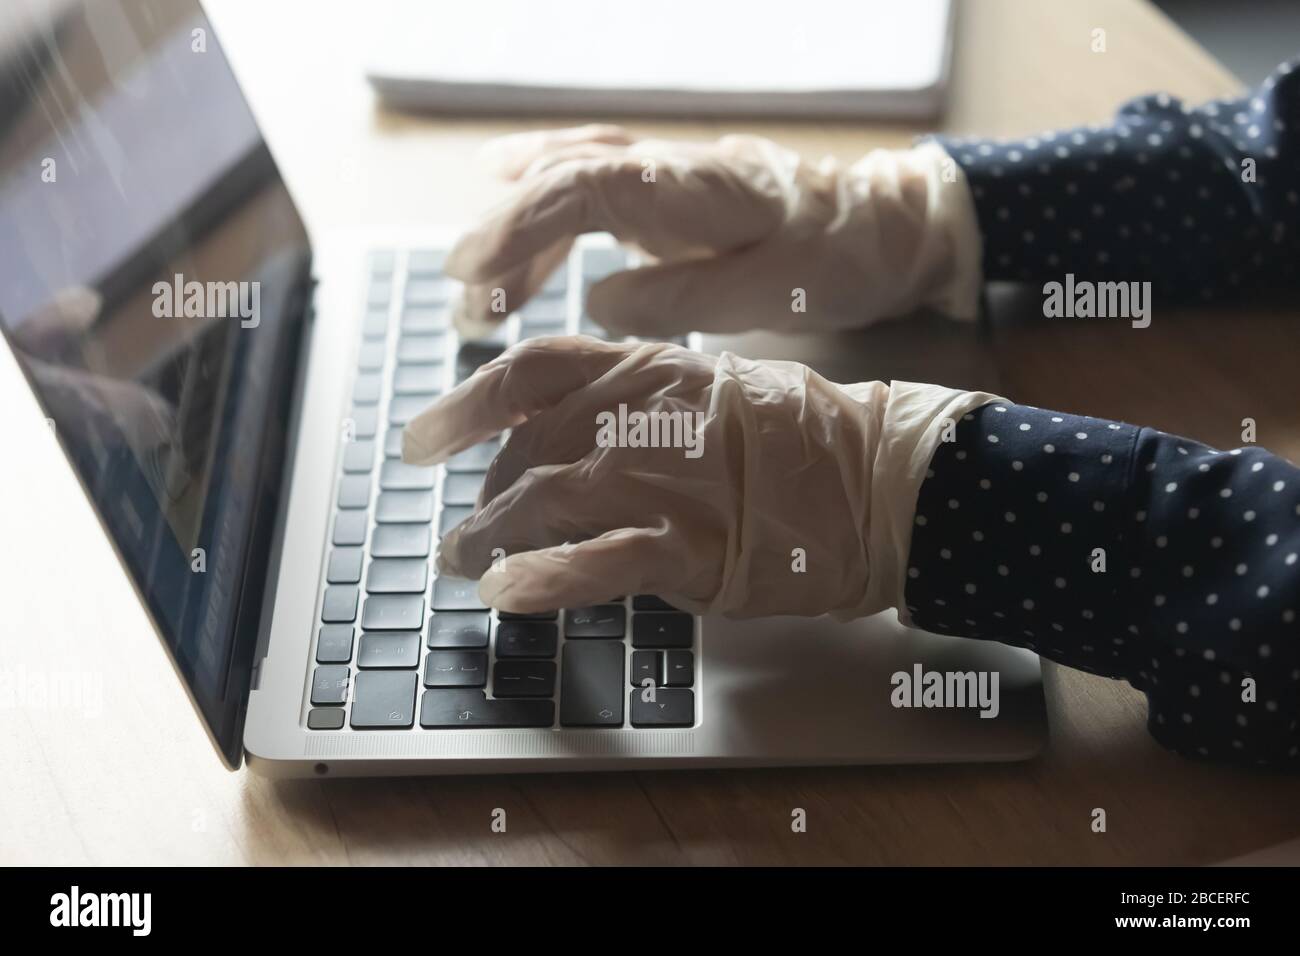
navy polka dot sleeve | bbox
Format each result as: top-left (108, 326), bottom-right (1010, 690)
top-left (905, 402), bottom-right (1300, 767)
top-left (933, 56), bottom-right (1300, 302)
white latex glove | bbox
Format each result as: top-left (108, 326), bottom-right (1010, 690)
top-left (403, 336), bottom-right (1001, 618)
top-left (444, 125), bottom-right (983, 339)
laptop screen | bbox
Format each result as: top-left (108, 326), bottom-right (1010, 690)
top-left (0, 0), bottom-right (311, 765)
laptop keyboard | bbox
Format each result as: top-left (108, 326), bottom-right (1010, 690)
top-left (306, 240), bottom-right (698, 733)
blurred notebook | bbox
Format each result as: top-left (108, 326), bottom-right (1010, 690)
top-left (366, 0), bottom-right (956, 120)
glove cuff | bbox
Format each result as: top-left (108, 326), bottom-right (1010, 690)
top-left (832, 380), bottom-right (1007, 622)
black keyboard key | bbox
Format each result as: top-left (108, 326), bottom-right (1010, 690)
top-left (357, 342), bottom-right (385, 371)
top-left (441, 471), bottom-right (483, 506)
top-left (337, 475), bottom-right (370, 509)
top-left (361, 594), bottom-right (425, 631)
top-left (632, 595), bottom-right (680, 612)
top-left (582, 246), bottom-right (629, 277)
top-left (540, 266), bottom-right (568, 294)
top-left (493, 660), bottom-right (556, 698)
top-left (361, 309), bottom-right (388, 339)
top-left (327, 548), bottom-right (363, 584)
top-left (350, 671), bottom-right (418, 728)
top-left (366, 557), bottom-right (428, 594)
top-left (632, 612), bottom-right (694, 648)
top-left (379, 460), bottom-right (436, 490)
top-left (423, 650), bottom-right (488, 687)
top-left (316, 625), bottom-right (354, 664)
top-left (342, 440), bottom-right (375, 473)
top-left (349, 406), bottom-right (379, 439)
top-left (322, 585), bottom-right (359, 623)
top-left (389, 394), bottom-right (435, 427)
top-left (332, 511), bottom-right (367, 547)
top-left (397, 334), bottom-right (445, 364)
top-left (455, 343), bottom-right (504, 382)
top-left (439, 504), bottom-right (473, 536)
top-left (630, 688), bottom-right (694, 727)
top-left (498, 609), bottom-right (559, 621)
top-left (431, 576), bottom-right (485, 610)
top-left (560, 641), bottom-right (624, 727)
top-left (420, 689), bottom-right (553, 728)
top-left (565, 605), bottom-right (626, 639)
top-left (427, 611), bottom-right (491, 649)
top-left (311, 665), bottom-right (350, 705)
top-left (407, 250), bottom-right (445, 275)
top-left (630, 650), bottom-right (662, 687)
top-left (393, 364), bottom-right (443, 395)
top-left (376, 490), bottom-right (434, 523)
top-left (495, 620), bottom-right (558, 658)
top-left (383, 428), bottom-right (403, 459)
top-left (402, 305), bottom-right (448, 333)
top-left (405, 278), bottom-right (457, 306)
top-left (353, 372), bottom-right (382, 404)
top-left (357, 631), bottom-right (422, 669)
top-left (371, 523), bottom-right (431, 558)
top-left (664, 650), bottom-right (694, 687)
top-left (519, 296), bottom-right (567, 321)
top-left (307, 707), bottom-right (346, 730)
top-left (446, 440), bottom-right (500, 472)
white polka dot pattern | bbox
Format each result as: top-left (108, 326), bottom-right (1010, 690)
top-left (905, 403), bottom-right (1299, 766)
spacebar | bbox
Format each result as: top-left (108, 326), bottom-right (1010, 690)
top-left (420, 689), bottom-right (553, 728)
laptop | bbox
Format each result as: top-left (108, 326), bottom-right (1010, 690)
top-left (0, 0), bottom-right (1045, 776)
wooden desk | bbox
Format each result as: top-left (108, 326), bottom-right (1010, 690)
top-left (3, 0), bottom-right (1298, 865)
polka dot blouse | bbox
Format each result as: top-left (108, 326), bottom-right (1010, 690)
top-left (906, 403), bottom-right (1299, 767)
top-left (932, 57), bottom-right (1300, 301)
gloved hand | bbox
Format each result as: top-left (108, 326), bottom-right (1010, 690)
top-left (403, 336), bottom-right (1000, 617)
top-left (444, 125), bottom-right (983, 339)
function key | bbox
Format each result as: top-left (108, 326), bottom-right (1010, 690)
top-left (332, 511), bottom-right (367, 547)
top-left (326, 548), bottom-right (363, 584)
top-left (321, 585), bottom-right (359, 623)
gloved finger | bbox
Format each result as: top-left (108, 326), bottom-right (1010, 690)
top-left (475, 339), bottom-right (716, 502)
top-left (438, 459), bottom-right (618, 578)
top-left (586, 242), bottom-right (814, 335)
top-left (475, 526), bottom-right (685, 614)
top-left (480, 124), bottom-right (634, 180)
top-left (450, 236), bottom-right (572, 339)
top-left (401, 335), bottom-right (636, 466)
top-left (443, 150), bottom-right (785, 286)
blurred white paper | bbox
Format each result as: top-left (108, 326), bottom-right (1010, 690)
top-left (366, 0), bottom-right (955, 119)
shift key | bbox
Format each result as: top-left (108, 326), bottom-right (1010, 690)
top-left (560, 641), bottom-right (624, 726)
